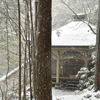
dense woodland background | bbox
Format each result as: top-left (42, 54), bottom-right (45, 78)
top-left (0, 0), bottom-right (100, 100)
top-left (52, 0), bottom-right (98, 30)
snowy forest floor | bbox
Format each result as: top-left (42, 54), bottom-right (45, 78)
top-left (52, 87), bottom-right (100, 100)
top-left (0, 66), bottom-right (100, 100)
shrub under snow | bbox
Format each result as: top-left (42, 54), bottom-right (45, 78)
top-left (76, 67), bottom-right (94, 91)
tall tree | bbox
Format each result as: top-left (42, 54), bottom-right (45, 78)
top-left (18, 0), bottom-right (22, 100)
top-left (95, 0), bottom-right (100, 91)
top-left (35, 0), bottom-right (52, 100)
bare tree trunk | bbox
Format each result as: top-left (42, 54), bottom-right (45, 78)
top-left (33, 1), bottom-right (38, 99)
top-left (18, 0), bottom-right (22, 99)
top-left (36, 0), bottom-right (52, 100)
top-left (5, 0), bottom-right (9, 99)
top-left (95, 0), bottom-right (100, 91)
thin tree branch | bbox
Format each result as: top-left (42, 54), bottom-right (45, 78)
top-left (61, 0), bottom-right (96, 34)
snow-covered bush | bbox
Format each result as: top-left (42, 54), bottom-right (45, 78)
top-left (76, 46), bottom-right (96, 91)
top-left (91, 51), bottom-right (96, 64)
top-left (76, 67), bottom-right (94, 90)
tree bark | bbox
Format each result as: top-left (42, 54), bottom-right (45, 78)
top-left (36, 0), bottom-right (52, 100)
top-left (95, 0), bottom-right (100, 91)
top-left (18, 0), bottom-right (22, 99)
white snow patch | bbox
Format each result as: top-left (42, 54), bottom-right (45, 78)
top-left (52, 21), bottom-right (96, 46)
top-left (0, 64), bottom-right (24, 82)
top-left (52, 88), bottom-right (100, 100)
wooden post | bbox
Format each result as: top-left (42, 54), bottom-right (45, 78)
top-left (56, 57), bottom-right (60, 84)
top-left (84, 53), bottom-right (88, 68)
top-left (84, 59), bottom-right (88, 68)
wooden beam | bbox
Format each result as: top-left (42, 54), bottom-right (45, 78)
top-left (56, 57), bottom-right (59, 84)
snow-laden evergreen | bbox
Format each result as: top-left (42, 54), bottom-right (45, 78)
top-left (76, 67), bottom-right (90, 90)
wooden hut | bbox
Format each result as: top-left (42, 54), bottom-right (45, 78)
top-left (52, 21), bottom-right (96, 86)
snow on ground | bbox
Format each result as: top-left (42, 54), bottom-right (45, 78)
top-left (52, 87), bottom-right (75, 100)
top-left (52, 88), bottom-right (100, 100)
top-left (52, 87), bottom-right (75, 96)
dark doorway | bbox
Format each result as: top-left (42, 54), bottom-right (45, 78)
top-left (63, 59), bottom-right (84, 78)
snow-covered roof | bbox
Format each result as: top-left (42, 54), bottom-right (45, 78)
top-left (52, 21), bottom-right (96, 46)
